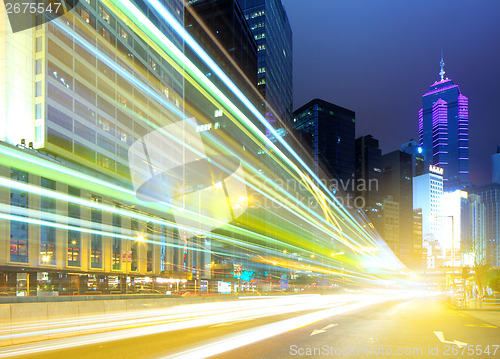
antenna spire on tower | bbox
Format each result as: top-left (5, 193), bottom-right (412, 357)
top-left (439, 49), bottom-right (446, 81)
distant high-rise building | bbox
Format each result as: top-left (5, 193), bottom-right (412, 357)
top-left (461, 193), bottom-right (487, 268)
top-left (469, 184), bottom-right (500, 267)
top-left (237, 0), bottom-right (293, 125)
top-left (413, 208), bottom-right (425, 270)
top-left (493, 146), bottom-right (500, 184)
top-left (355, 135), bottom-right (383, 227)
top-left (413, 165), bottom-right (444, 268)
top-left (401, 140), bottom-right (425, 177)
top-left (381, 150), bottom-right (413, 266)
top-left (419, 55), bottom-right (470, 191)
top-left (381, 196), bottom-right (400, 255)
top-left (293, 99), bottom-right (356, 192)
top-left (185, 0), bottom-right (258, 99)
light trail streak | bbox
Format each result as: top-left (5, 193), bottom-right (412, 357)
top-left (4, 175), bottom-right (370, 274)
top-left (55, 7), bottom-right (364, 256)
top-left (0, 294), bottom-right (396, 357)
top-left (143, 0), bottom-right (374, 237)
top-left (96, 0), bottom-right (403, 270)
top-left (164, 292), bottom-right (411, 359)
top-left (107, 0), bottom-right (369, 236)
top-left (43, 8), bottom-right (382, 261)
top-left (0, 0), bottom-right (407, 279)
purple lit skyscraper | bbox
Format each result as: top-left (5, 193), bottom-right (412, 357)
top-left (419, 55), bottom-right (470, 191)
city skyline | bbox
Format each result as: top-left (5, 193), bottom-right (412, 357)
top-left (284, 0), bottom-right (500, 185)
top-left (0, 1), bottom-right (499, 356)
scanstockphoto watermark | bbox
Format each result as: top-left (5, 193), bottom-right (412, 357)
top-left (249, 176), bottom-right (380, 210)
top-left (290, 344), bottom-right (424, 357)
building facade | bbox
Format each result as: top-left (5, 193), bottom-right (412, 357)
top-left (469, 184), bottom-right (500, 268)
top-left (401, 140), bottom-right (425, 178)
top-left (493, 146), bottom-right (500, 185)
top-left (413, 165), bottom-right (444, 268)
top-left (461, 193), bottom-right (487, 268)
top-left (237, 0), bottom-right (293, 125)
top-left (419, 56), bottom-right (470, 191)
top-left (355, 135), bottom-right (383, 228)
top-left (381, 150), bottom-right (413, 266)
top-left (381, 196), bottom-right (399, 255)
top-left (293, 99), bottom-right (356, 196)
top-left (0, 0), bottom-right (224, 296)
top-left (413, 208), bottom-right (424, 270)
top-left (185, 0), bottom-right (258, 103)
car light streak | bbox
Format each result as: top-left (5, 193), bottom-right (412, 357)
top-left (0, 294), bottom-right (402, 357)
top-left (163, 292), bottom-right (411, 359)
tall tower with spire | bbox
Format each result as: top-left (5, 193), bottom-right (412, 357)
top-left (419, 53), bottom-right (470, 191)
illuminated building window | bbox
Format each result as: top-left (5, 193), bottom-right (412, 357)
top-left (131, 212), bottom-right (139, 271)
top-left (40, 178), bottom-right (56, 265)
top-left (67, 186), bottom-right (81, 267)
top-left (10, 169), bottom-right (29, 263)
top-left (91, 195), bottom-right (102, 268)
top-left (112, 202), bottom-right (122, 270)
top-left (147, 222), bottom-right (153, 272)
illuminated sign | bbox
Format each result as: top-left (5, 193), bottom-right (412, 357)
top-left (429, 165), bottom-right (444, 175)
top-left (196, 122), bottom-right (221, 132)
top-left (217, 281), bottom-right (231, 294)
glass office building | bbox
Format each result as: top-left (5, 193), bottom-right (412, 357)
top-left (0, 0), bottom-right (197, 295)
top-left (237, 0), bottom-right (292, 125)
top-left (293, 98), bottom-right (356, 191)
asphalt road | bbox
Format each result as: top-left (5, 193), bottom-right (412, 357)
top-left (6, 296), bottom-right (500, 359)
top-left (216, 297), bottom-right (500, 359)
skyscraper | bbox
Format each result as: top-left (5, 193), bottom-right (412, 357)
top-left (237, 0), bottom-right (293, 125)
top-left (413, 165), bottom-right (444, 268)
top-left (400, 140), bottom-right (425, 177)
top-left (355, 135), bottom-right (383, 228)
top-left (293, 99), bottom-right (356, 193)
top-left (184, 0), bottom-right (258, 102)
top-left (469, 184), bottom-right (500, 267)
top-left (419, 55), bottom-right (470, 191)
top-left (0, 0), bottom-right (208, 295)
top-left (381, 150), bottom-right (413, 266)
top-left (493, 146), bottom-right (500, 184)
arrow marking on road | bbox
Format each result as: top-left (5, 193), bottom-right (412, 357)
top-left (434, 331), bottom-right (468, 348)
top-left (310, 324), bottom-right (338, 336)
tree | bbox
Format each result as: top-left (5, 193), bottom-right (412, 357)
top-left (489, 274), bottom-right (500, 293)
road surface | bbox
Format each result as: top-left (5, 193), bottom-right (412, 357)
top-left (2, 293), bottom-right (499, 359)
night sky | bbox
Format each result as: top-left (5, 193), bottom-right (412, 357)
top-left (283, 0), bottom-right (500, 185)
